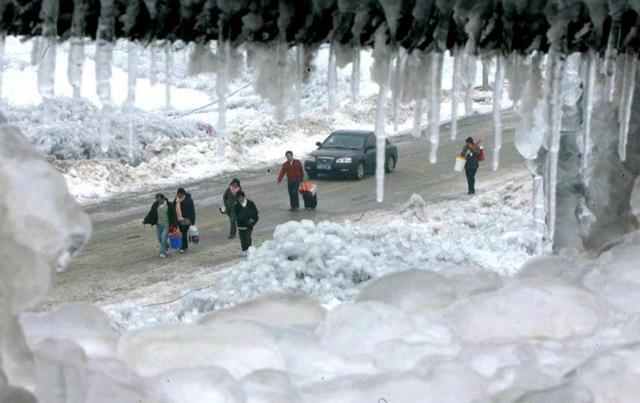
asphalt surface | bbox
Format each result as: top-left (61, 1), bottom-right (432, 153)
top-left (39, 111), bottom-right (524, 309)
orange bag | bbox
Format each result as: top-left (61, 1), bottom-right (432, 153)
top-left (299, 181), bottom-right (316, 194)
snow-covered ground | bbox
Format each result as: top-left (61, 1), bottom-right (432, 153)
top-left (1, 37), bottom-right (508, 203)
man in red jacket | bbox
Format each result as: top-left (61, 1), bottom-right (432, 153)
top-left (277, 150), bottom-right (305, 211)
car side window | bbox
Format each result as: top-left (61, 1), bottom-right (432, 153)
top-left (366, 135), bottom-right (375, 149)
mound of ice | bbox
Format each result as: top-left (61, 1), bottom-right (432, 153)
top-left (449, 279), bottom-right (607, 343)
top-left (242, 370), bottom-right (299, 403)
top-left (147, 367), bottom-right (246, 403)
top-left (356, 270), bottom-right (457, 312)
top-left (199, 293), bottom-right (326, 329)
top-left (118, 322), bottom-right (285, 378)
top-left (20, 304), bottom-right (119, 358)
top-left (584, 232), bottom-right (640, 315)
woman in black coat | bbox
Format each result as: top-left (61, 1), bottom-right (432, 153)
top-left (234, 191), bottom-right (259, 253)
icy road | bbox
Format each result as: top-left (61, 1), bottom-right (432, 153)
top-left (39, 111), bottom-right (524, 310)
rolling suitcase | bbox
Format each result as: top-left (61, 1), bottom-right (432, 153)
top-left (302, 191), bottom-right (317, 209)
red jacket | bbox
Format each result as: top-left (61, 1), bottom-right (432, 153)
top-left (277, 159), bottom-right (304, 183)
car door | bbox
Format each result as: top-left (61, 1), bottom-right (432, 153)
top-left (364, 134), bottom-right (377, 173)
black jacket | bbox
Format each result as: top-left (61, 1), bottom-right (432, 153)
top-left (223, 188), bottom-right (241, 217)
top-left (234, 200), bottom-right (259, 229)
top-left (174, 193), bottom-right (196, 225)
top-left (143, 201), bottom-right (177, 226)
top-left (461, 145), bottom-right (480, 169)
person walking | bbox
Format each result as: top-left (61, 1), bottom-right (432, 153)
top-left (143, 193), bottom-right (177, 258)
top-left (234, 191), bottom-right (259, 254)
top-left (277, 150), bottom-right (304, 211)
top-left (222, 178), bottom-right (242, 239)
top-left (461, 136), bottom-right (481, 195)
top-left (174, 188), bottom-right (196, 253)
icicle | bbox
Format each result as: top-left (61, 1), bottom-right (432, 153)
top-left (96, 40), bottom-right (114, 153)
top-left (150, 42), bottom-right (157, 85)
top-left (546, 53), bottom-right (565, 245)
top-left (294, 45), bottom-right (304, 120)
top-left (31, 37), bottom-right (40, 66)
top-left (391, 50), bottom-right (403, 132)
top-left (603, 25), bottom-right (619, 102)
top-left (372, 28), bottom-right (392, 203)
top-left (351, 46), bottom-right (361, 103)
top-left (428, 52), bottom-right (443, 164)
top-left (96, 0), bottom-right (115, 153)
top-left (581, 51), bottom-right (596, 179)
top-left (463, 52), bottom-right (477, 116)
top-left (328, 42), bottom-right (337, 118)
top-left (164, 42), bottom-right (173, 109)
top-left (127, 41), bottom-right (138, 162)
top-left (412, 98), bottom-right (424, 138)
top-left (38, 0), bottom-right (59, 124)
top-left (216, 39), bottom-right (230, 157)
top-left (618, 52), bottom-right (637, 161)
top-left (68, 0), bottom-right (86, 101)
top-left (274, 39), bottom-right (288, 121)
top-left (0, 34), bottom-right (6, 100)
top-left (68, 39), bottom-right (84, 99)
top-left (0, 34), bottom-right (5, 99)
top-left (450, 49), bottom-right (462, 140)
top-left (526, 159), bottom-right (546, 255)
top-left (492, 55), bottom-right (504, 171)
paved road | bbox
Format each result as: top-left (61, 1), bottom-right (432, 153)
top-left (39, 111), bottom-right (524, 309)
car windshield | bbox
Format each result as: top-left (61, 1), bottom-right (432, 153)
top-left (321, 133), bottom-right (365, 150)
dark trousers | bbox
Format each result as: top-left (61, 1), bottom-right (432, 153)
top-left (288, 180), bottom-right (300, 209)
top-left (239, 228), bottom-right (253, 251)
top-left (465, 167), bottom-right (477, 194)
top-left (228, 216), bottom-right (237, 236)
top-left (179, 224), bottom-right (190, 249)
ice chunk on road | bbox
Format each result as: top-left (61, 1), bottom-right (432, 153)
top-left (199, 293), bottom-right (326, 329)
top-left (118, 322), bottom-right (285, 379)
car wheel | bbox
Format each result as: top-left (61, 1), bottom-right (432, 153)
top-left (308, 172), bottom-right (317, 179)
top-left (355, 162), bottom-right (365, 180)
top-left (385, 156), bottom-right (396, 173)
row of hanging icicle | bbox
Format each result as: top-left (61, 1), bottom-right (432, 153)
top-left (0, 5), bottom-right (637, 251)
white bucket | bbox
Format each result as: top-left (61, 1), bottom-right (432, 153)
top-left (454, 156), bottom-right (466, 172)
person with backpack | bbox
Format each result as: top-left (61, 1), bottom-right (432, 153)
top-left (174, 188), bottom-right (196, 253)
top-left (234, 191), bottom-right (259, 255)
top-left (222, 178), bottom-right (242, 239)
top-left (143, 193), bottom-right (177, 258)
top-left (460, 136), bottom-right (482, 195)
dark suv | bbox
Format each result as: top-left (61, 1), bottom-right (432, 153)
top-left (304, 130), bottom-right (398, 180)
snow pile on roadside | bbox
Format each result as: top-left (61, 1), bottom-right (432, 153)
top-left (106, 174), bottom-right (534, 330)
